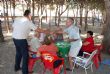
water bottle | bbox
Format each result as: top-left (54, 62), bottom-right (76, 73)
top-left (32, 54), bottom-right (36, 58)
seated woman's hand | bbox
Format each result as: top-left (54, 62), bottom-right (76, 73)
top-left (64, 38), bottom-right (69, 42)
top-left (29, 52), bottom-right (33, 57)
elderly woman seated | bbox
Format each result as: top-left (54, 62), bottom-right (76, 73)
top-left (38, 35), bottom-right (58, 56)
top-left (78, 31), bottom-right (94, 56)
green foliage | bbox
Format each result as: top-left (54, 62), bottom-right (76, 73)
top-left (0, 0), bottom-right (105, 12)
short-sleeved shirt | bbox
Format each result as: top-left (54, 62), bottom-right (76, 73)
top-left (38, 43), bottom-right (58, 55)
top-left (12, 17), bottom-right (37, 39)
top-left (30, 37), bottom-right (41, 52)
top-left (82, 37), bottom-right (94, 53)
top-left (64, 25), bottom-right (82, 48)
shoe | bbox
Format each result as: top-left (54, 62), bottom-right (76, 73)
top-left (28, 71), bottom-right (33, 74)
top-left (14, 67), bottom-right (21, 72)
top-left (75, 65), bottom-right (79, 69)
top-left (66, 68), bottom-right (72, 71)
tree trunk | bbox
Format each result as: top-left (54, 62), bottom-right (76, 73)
top-left (55, 5), bottom-right (58, 26)
top-left (49, 9), bottom-right (52, 28)
top-left (57, 5), bottom-right (61, 27)
top-left (97, 11), bottom-right (101, 26)
top-left (9, 0), bottom-right (13, 22)
top-left (101, 11), bottom-right (106, 35)
top-left (75, 5), bottom-right (79, 25)
top-left (84, 6), bottom-right (88, 31)
top-left (67, 7), bottom-right (69, 18)
top-left (73, 8), bottom-right (76, 17)
top-left (37, 4), bottom-right (40, 26)
top-left (26, 0), bottom-right (31, 10)
top-left (57, 5), bottom-right (68, 26)
top-left (0, 20), bottom-right (4, 42)
top-left (101, 11), bottom-right (106, 25)
top-left (57, 13), bottom-right (61, 27)
top-left (79, 3), bottom-right (83, 27)
top-left (22, 0), bottom-right (25, 13)
top-left (102, 0), bottom-right (110, 53)
top-left (13, 0), bottom-right (15, 21)
top-left (92, 10), bottom-right (95, 26)
top-left (76, 5), bottom-right (79, 18)
top-left (45, 7), bottom-right (47, 22)
top-left (5, 0), bottom-right (10, 33)
top-left (32, 0), bottom-right (35, 23)
top-left (40, 3), bottom-right (43, 27)
top-left (3, 0), bottom-right (10, 33)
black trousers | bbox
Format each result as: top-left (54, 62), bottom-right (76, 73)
top-left (13, 38), bottom-right (29, 74)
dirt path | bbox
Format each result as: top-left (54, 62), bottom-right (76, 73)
top-left (0, 25), bottom-right (110, 74)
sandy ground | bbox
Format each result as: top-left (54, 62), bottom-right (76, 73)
top-left (0, 25), bottom-right (110, 74)
top-left (0, 38), bottom-right (110, 74)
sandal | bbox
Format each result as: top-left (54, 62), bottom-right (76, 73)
top-left (28, 71), bottom-right (33, 74)
top-left (66, 68), bottom-right (72, 71)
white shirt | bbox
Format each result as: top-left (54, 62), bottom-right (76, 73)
top-left (30, 37), bottom-right (41, 52)
top-left (39, 33), bottom-right (46, 42)
top-left (12, 17), bottom-right (37, 39)
top-left (64, 25), bottom-right (82, 48)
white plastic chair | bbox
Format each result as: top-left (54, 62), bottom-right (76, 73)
top-left (72, 50), bottom-right (98, 74)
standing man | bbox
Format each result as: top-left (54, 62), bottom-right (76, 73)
top-left (57, 17), bottom-right (82, 71)
top-left (12, 10), bottom-right (38, 74)
top-left (64, 18), bottom-right (82, 71)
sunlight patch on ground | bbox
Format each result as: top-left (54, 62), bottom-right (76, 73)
top-left (0, 65), bottom-right (4, 68)
top-left (5, 32), bottom-right (12, 36)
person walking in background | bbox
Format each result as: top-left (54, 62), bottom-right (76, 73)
top-left (12, 9), bottom-right (39, 74)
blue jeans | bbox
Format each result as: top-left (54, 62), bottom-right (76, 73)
top-left (13, 38), bottom-right (29, 74)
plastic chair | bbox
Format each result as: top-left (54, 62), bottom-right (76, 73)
top-left (72, 50), bottom-right (98, 74)
top-left (94, 44), bottom-right (102, 62)
top-left (28, 50), bottom-right (41, 73)
top-left (28, 57), bottom-right (41, 73)
top-left (41, 51), bottom-right (66, 74)
top-left (28, 46), bottom-right (41, 73)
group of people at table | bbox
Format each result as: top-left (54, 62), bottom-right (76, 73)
top-left (12, 9), bottom-right (98, 74)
